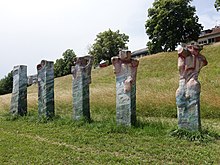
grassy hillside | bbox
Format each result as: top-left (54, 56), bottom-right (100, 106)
top-left (0, 43), bottom-right (220, 164)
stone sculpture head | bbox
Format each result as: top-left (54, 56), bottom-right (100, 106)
top-left (37, 60), bottom-right (47, 71)
top-left (119, 50), bottom-right (131, 62)
top-left (187, 44), bottom-right (203, 56)
top-left (72, 55), bottom-right (93, 84)
top-left (73, 56), bottom-right (92, 67)
top-left (177, 46), bottom-right (191, 57)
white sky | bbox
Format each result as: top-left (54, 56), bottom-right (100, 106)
top-left (0, 0), bottom-right (219, 79)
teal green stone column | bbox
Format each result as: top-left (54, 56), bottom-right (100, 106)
top-left (111, 50), bottom-right (139, 126)
top-left (72, 56), bottom-right (93, 120)
top-left (10, 65), bottom-right (27, 116)
top-left (37, 60), bottom-right (55, 119)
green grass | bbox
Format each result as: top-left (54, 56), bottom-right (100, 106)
top-left (170, 128), bottom-right (220, 142)
top-left (0, 115), bottom-right (220, 164)
top-left (0, 43), bottom-right (220, 164)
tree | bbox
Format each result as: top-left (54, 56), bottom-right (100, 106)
top-left (62, 49), bottom-right (77, 74)
top-left (54, 49), bottom-right (76, 77)
top-left (89, 29), bottom-right (129, 66)
top-left (215, 0), bottom-right (220, 11)
top-left (145, 0), bottom-right (203, 54)
top-left (54, 58), bottom-right (65, 77)
top-left (0, 71), bottom-right (13, 95)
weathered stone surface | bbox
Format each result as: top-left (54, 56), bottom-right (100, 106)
top-left (72, 55), bottom-right (93, 120)
top-left (37, 60), bottom-right (55, 119)
top-left (176, 45), bottom-right (208, 131)
top-left (111, 50), bottom-right (139, 126)
top-left (10, 65), bottom-right (27, 116)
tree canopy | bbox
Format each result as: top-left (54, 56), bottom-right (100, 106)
top-left (215, 0), bottom-right (220, 11)
top-left (145, 0), bottom-right (203, 54)
top-left (89, 29), bottom-right (129, 66)
top-left (54, 49), bottom-right (76, 77)
top-left (0, 71), bottom-right (13, 95)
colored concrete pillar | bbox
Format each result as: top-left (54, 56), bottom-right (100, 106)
top-left (111, 50), bottom-right (139, 126)
top-left (10, 65), bottom-right (27, 116)
top-left (72, 55), bottom-right (93, 120)
top-left (176, 45), bottom-right (208, 131)
top-left (37, 60), bottom-right (55, 119)
top-left (176, 79), bottom-right (201, 130)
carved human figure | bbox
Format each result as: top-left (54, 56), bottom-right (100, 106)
top-left (111, 50), bottom-right (139, 126)
top-left (176, 45), bottom-right (208, 130)
top-left (37, 60), bottom-right (55, 119)
top-left (72, 55), bottom-right (93, 120)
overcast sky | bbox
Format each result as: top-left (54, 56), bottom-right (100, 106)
top-left (0, 0), bottom-right (219, 79)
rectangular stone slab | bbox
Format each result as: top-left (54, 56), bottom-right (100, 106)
top-left (10, 65), bottom-right (27, 116)
top-left (37, 60), bottom-right (55, 119)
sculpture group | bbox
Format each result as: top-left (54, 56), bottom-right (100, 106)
top-left (10, 47), bottom-right (207, 130)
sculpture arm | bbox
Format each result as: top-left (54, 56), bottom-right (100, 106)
top-left (82, 55), bottom-right (94, 69)
top-left (71, 66), bottom-right (77, 80)
top-left (111, 57), bottom-right (122, 74)
top-left (198, 54), bottom-right (208, 67)
top-left (178, 56), bottom-right (186, 79)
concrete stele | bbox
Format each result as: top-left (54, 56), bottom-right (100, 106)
top-left (111, 50), bottom-right (139, 126)
top-left (176, 45), bottom-right (208, 131)
top-left (37, 60), bottom-right (55, 119)
top-left (72, 55), bottom-right (93, 120)
top-left (10, 65), bottom-right (27, 116)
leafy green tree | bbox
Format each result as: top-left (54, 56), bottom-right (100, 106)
top-left (62, 49), bottom-right (76, 74)
top-left (89, 29), bottom-right (129, 66)
top-left (54, 58), bottom-right (65, 77)
top-left (145, 0), bottom-right (203, 54)
top-left (146, 39), bottom-right (163, 55)
top-left (215, 0), bottom-right (220, 11)
top-left (54, 49), bottom-right (76, 77)
top-left (0, 71), bottom-right (13, 95)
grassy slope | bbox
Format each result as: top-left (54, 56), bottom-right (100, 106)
top-left (0, 44), bottom-right (220, 164)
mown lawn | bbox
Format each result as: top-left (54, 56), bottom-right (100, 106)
top-left (0, 115), bottom-right (220, 164)
top-left (0, 43), bottom-right (220, 164)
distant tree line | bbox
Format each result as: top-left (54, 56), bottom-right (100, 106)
top-left (0, 49), bottom-right (76, 95)
top-left (0, 72), bottom-right (13, 95)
